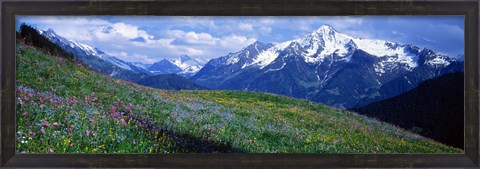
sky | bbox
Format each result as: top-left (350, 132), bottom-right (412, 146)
top-left (17, 16), bottom-right (464, 64)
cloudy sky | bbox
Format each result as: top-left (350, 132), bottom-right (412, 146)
top-left (17, 16), bottom-right (464, 64)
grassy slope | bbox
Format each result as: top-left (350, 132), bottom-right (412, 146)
top-left (15, 42), bottom-right (461, 153)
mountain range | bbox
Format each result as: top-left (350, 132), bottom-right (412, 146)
top-left (192, 25), bottom-right (463, 108)
top-left (148, 55), bottom-right (206, 78)
top-left (38, 25), bottom-right (463, 109)
top-left (39, 28), bottom-right (206, 79)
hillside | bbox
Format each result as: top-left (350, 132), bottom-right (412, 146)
top-left (15, 41), bottom-right (460, 153)
top-left (137, 74), bottom-right (208, 90)
top-left (352, 73), bottom-right (464, 148)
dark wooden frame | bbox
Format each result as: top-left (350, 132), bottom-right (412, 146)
top-left (1, 0), bottom-right (479, 168)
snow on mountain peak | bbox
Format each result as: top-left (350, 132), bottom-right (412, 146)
top-left (301, 26), bottom-right (353, 62)
top-left (39, 28), bottom-right (100, 57)
top-left (249, 40), bottom-right (292, 68)
top-left (242, 25), bottom-right (426, 69)
top-left (168, 55), bottom-right (206, 75)
top-left (314, 24), bottom-right (338, 35)
top-left (220, 41), bottom-right (275, 68)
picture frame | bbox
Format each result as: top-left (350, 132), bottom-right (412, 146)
top-left (1, 0), bottom-right (479, 168)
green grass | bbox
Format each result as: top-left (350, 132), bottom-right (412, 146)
top-left (15, 41), bottom-right (461, 153)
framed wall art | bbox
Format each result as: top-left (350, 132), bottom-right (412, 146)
top-left (1, 0), bottom-right (479, 168)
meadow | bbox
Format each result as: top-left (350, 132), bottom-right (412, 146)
top-left (16, 41), bottom-right (461, 153)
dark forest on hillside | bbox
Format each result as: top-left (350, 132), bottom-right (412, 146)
top-left (352, 73), bottom-right (464, 149)
top-left (18, 23), bottom-right (75, 61)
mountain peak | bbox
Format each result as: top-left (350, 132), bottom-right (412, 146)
top-left (319, 24), bottom-right (334, 30)
top-left (251, 40), bottom-right (274, 48)
top-left (314, 24), bottom-right (337, 35)
top-left (45, 28), bottom-right (57, 35)
top-left (251, 40), bottom-right (264, 45)
top-left (179, 54), bottom-right (191, 61)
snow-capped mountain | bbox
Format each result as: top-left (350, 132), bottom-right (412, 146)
top-left (146, 55), bottom-right (207, 77)
top-left (168, 55), bottom-right (207, 77)
top-left (39, 28), bottom-right (151, 80)
top-left (192, 41), bottom-right (275, 87)
top-left (147, 59), bottom-right (183, 75)
top-left (193, 25), bottom-right (464, 108)
top-left (236, 25), bottom-right (430, 78)
top-left (38, 28), bottom-right (207, 79)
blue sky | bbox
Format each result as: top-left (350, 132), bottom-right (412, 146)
top-left (17, 16), bottom-right (464, 64)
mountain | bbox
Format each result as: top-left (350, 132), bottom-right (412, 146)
top-left (147, 59), bottom-right (183, 75)
top-left (38, 28), bottom-right (151, 81)
top-left (35, 26), bottom-right (211, 90)
top-left (129, 61), bottom-right (152, 70)
top-left (192, 41), bottom-right (275, 88)
top-left (170, 55), bottom-right (207, 78)
top-left (137, 74), bottom-right (209, 90)
top-left (16, 40), bottom-right (461, 153)
top-left (148, 55), bottom-right (207, 78)
top-left (351, 73), bottom-right (464, 148)
top-left (192, 25), bottom-right (464, 108)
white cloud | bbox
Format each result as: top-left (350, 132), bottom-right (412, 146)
top-left (18, 16), bottom-right (463, 64)
top-left (184, 32), bottom-right (218, 45)
top-left (108, 22), bottom-right (153, 40)
top-left (105, 51), bottom-right (157, 64)
top-left (219, 35), bottom-right (257, 49)
top-left (167, 30), bottom-right (218, 45)
top-left (420, 36), bottom-right (437, 43)
top-left (19, 16), bottom-right (109, 42)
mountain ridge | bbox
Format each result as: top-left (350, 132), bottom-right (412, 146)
top-left (192, 24), bottom-right (464, 108)
top-left (34, 24), bottom-right (463, 108)
top-left (38, 27), bottom-right (207, 78)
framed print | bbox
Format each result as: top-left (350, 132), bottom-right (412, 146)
top-left (1, 0), bottom-right (479, 168)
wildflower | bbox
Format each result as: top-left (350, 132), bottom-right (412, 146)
top-left (29, 131), bottom-right (35, 137)
top-left (39, 104), bottom-right (45, 108)
top-left (86, 130), bottom-right (91, 136)
top-left (127, 103), bottom-right (132, 112)
top-left (41, 121), bottom-right (50, 127)
top-left (132, 139), bottom-right (136, 145)
top-left (88, 118), bottom-right (94, 123)
top-left (40, 128), bottom-right (46, 135)
top-left (110, 106), bottom-right (115, 113)
top-left (299, 119), bottom-right (305, 123)
top-left (70, 143), bottom-right (74, 147)
top-left (22, 111), bottom-right (28, 116)
top-left (68, 126), bottom-right (74, 132)
top-left (119, 119), bottom-right (126, 126)
top-left (53, 122), bottom-right (58, 127)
